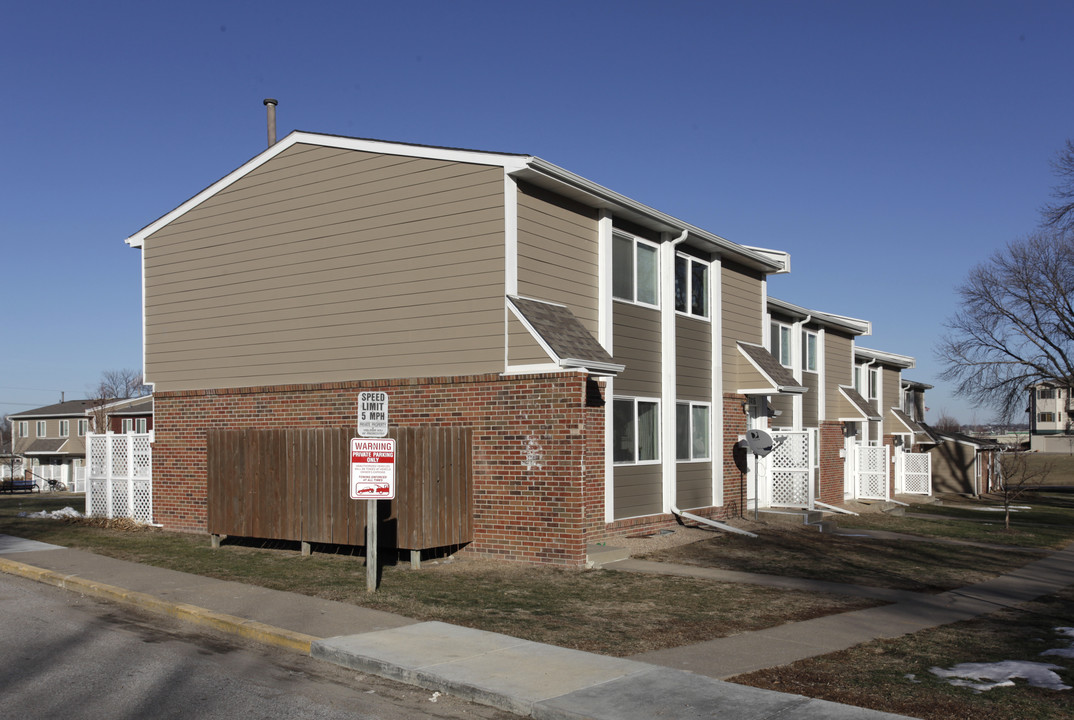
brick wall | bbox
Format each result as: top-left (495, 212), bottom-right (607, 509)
top-left (818, 421), bottom-right (845, 504)
top-left (722, 394), bottom-right (749, 518)
top-left (152, 371), bottom-right (605, 566)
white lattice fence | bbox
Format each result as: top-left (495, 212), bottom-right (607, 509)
top-left (768, 432), bottom-right (813, 507)
top-left (855, 445), bottom-right (890, 500)
top-left (897, 452), bottom-right (931, 495)
top-left (86, 433), bottom-right (153, 523)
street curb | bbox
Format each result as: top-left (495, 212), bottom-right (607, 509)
top-left (0, 557), bottom-right (317, 654)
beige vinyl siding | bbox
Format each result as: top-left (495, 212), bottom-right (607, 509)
top-left (802, 372), bottom-right (821, 426)
top-left (769, 393), bottom-right (793, 421)
top-left (721, 262), bottom-right (764, 393)
top-left (516, 182), bottom-right (599, 334)
top-left (676, 315), bottom-right (711, 400)
top-left (143, 144), bottom-right (506, 391)
top-left (882, 366), bottom-right (902, 431)
top-left (677, 462), bottom-right (712, 510)
top-left (824, 331), bottom-right (854, 418)
top-left (613, 302), bottom-right (662, 397)
top-left (613, 464), bottom-right (662, 519)
top-left (507, 311), bottom-right (551, 366)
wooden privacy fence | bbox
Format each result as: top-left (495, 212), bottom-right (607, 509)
top-left (207, 427), bottom-right (472, 551)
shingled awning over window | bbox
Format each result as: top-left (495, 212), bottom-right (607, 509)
top-left (736, 342), bottom-right (807, 395)
top-left (837, 386), bottom-right (882, 421)
top-left (507, 296), bottom-right (624, 376)
top-left (892, 408), bottom-right (940, 445)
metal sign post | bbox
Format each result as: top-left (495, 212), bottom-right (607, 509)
top-left (353, 392), bottom-right (391, 592)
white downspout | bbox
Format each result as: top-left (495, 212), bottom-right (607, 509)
top-left (664, 230), bottom-right (756, 538)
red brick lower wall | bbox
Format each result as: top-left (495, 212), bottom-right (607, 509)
top-left (152, 372), bottom-right (606, 566)
top-left (723, 394), bottom-right (749, 517)
top-left (818, 421), bottom-right (846, 505)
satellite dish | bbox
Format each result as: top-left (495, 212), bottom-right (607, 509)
top-left (745, 429), bottom-right (774, 457)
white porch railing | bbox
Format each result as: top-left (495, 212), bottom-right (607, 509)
top-left (86, 433), bottom-right (153, 523)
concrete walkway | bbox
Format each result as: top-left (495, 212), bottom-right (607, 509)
top-left (0, 534), bottom-right (913, 720)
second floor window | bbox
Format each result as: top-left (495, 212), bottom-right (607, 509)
top-left (36, 421), bottom-right (46, 437)
top-left (78, 419), bottom-right (89, 436)
top-left (869, 368), bottom-right (879, 400)
top-left (770, 323), bottom-right (792, 367)
top-left (802, 331), bottom-right (818, 372)
top-left (613, 233), bottom-right (658, 307)
top-left (136, 418), bottom-right (147, 434)
top-left (18, 421), bottom-right (28, 438)
top-left (1039, 388), bottom-right (1057, 400)
top-left (122, 418), bottom-right (134, 433)
top-left (674, 254), bottom-right (709, 318)
top-left (59, 420), bottom-right (69, 437)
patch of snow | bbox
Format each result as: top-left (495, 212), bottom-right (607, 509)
top-left (903, 673), bottom-right (920, 683)
top-left (1041, 626), bottom-right (1074, 658)
top-left (930, 661), bottom-right (1071, 692)
top-left (17, 506), bottom-right (83, 519)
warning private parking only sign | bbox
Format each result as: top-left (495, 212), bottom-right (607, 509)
top-left (349, 437), bottom-right (396, 500)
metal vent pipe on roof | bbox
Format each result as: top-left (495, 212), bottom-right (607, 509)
top-left (263, 98), bottom-right (278, 147)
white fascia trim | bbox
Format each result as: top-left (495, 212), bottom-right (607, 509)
top-left (504, 173), bottom-right (518, 297)
top-left (767, 297), bottom-right (872, 336)
top-left (855, 346), bottom-right (916, 369)
top-left (126, 131), bottom-right (531, 248)
top-left (559, 359), bottom-right (625, 375)
top-left (742, 245), bottom-right (791, 274)
top-left (501, 364), bottom-right (570, 376)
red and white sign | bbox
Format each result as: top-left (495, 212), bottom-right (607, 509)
top-left (350, 437), bottom-right (396, 500)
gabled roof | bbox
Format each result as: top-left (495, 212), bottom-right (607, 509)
top-left (837, 386), bottom-right (882, 421)
top-left (507, 296), bottom-right (623, 376)
top-left (102, 396), bottom-right (154, 416)
top-left (922, 424), bottom-right (1001, 450)
top-left (891, 408), bottom-right (938, 445)
top-left (23, 438), bottom-right (69, 454)
top-left (126, 131), bottom-right (787, 273)
top-left (736, 342), bottom-right (807, 395)
top-left (9, 399), bottom-right (96, 420)
top-left (902, 379), bottom-right (933, 391)
top-left (766, 297), bottom-right (872, 336)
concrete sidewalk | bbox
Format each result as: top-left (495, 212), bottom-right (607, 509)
top-left (0, 534), bottom-right (911, 720)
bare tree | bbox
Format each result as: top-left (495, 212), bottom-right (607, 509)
top-left (934, 414), bottom-right (961, 433)
top-left (937, 229), bottom-right (1074, 420)
top-left (996, 452), bottom-right (1051, 531)
top-left (1042, 139), bottom-right (1074, 233)
top-left (88, 369), bottom-right (149, 432)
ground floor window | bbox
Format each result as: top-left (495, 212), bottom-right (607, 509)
top-left (676, 402), bottom-right (710, 460)
top-left (613, 397), bottom-right (659, 464)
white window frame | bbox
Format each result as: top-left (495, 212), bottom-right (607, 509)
top-left (674, 252), bottom-right (710, 320)
top-left (770, 322), bottom-right (792, 368)
top-left (1039, 412), bottom-right (1056, 423)
top-left (869, 367), bottom-right (879, 400)
top-left (676, 401), bottom-right (711, 461)
top-left (136, 418), bottom-right (147, 434)
top-left (612, 233), bottom-right (660, 308)
top-left (802, 330), bottom-right (818, 373)
top-left (18, 421), bottom-right (28, 438)
top-left (77, 419), bottom-right (89, 436)
top-left (36, 421), bottom-right (46, 437)
top-left (122, 418), bottom-right (134, 434)
top-left (1039, 388), bottom-right (1056, 399)
top-left (613, 396), bottom-right (661, 465)
top-left (59, 420), bottom-right (69, 437)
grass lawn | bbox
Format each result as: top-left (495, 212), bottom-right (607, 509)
top-left (0, 493), bottom-right (875, 657)
top-left (1019, 451), bottom-right (1074, 485)
top-left (732, 586), bottom-right (1074, 720)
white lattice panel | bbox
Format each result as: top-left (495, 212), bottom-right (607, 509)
top-left (856, 445), bottom-right (889, 499)
top-left (133, 480), bottom-right (153, 523)
top-left (768, 432), bottom-right (812, 508)
top-left (132, 436), bottom-right (152, 479)
top-left (110, 435), bottom-right (129, 477)
top-left (89, 479), bottom-right (109, 517)
top-left (901, 453), bottom-right (931, 495)
top-left (89, 435), bottom-right (108, 478)
top-left (111, 478), bottom-right (130, 517)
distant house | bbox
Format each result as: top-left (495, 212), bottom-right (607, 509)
top-left (1027, 380), bottom-right (1074, 452)
top-left (9, 399), bottom-right (95, 489)
top-left (94, 396), bottom-right (154, 435)
top-left (923, 426), bottom-right (1001, 496)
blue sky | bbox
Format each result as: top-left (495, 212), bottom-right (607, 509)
top-left (2, 1), bottom-right (1071, 425)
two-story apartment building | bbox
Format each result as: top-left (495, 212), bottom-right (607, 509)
top-left (126, 129), bottom-right (937, 565)
top-left (9, 399), bottom-right (94, 488)
top-left (1028, 381), bottom-right (1074, 452)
